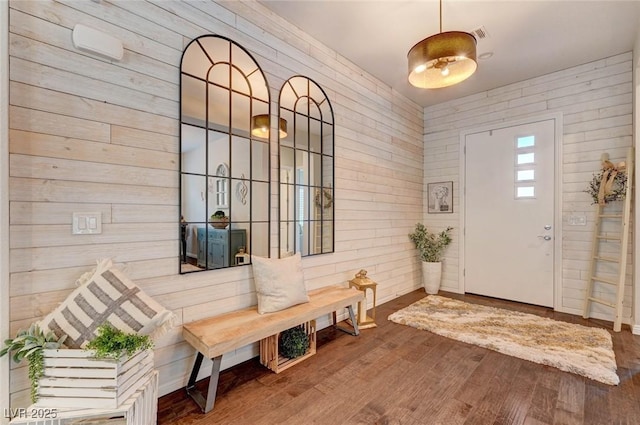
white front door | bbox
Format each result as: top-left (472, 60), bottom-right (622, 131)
top-left (464, 119), bottom-right (556, 307)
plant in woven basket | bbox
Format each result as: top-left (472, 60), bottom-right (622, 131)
top-left (85, 323), bottom-right (153, 359)
top-left (585, 170), bottom-right (627, 205)
top-left (209, 210), bottom-right (229, 229)
top-left (408, 223), bottom-right (453, 263)
top-left (0, 323), bottom-right (67, 403)
top-left (279, 325), bottom-right (309, 359)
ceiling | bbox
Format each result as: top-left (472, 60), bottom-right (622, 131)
top-left (259, 1), bottom-right (640, 108)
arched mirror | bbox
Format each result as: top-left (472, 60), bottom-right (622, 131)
top-left (279, 76), bottom-right (334, 257)
top-left (180, 35), bottom-right (270, 273)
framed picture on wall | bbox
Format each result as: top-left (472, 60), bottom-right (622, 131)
top-left (427, 181), bottom-right (453, 214)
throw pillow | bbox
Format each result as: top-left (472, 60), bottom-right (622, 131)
top-left (39, 259), bottom-right (176, 349)
top-left (251, 253), bottom-right (310, 314)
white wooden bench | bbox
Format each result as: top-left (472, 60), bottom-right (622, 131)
top-left (182, 285), bottom-right (364, 413)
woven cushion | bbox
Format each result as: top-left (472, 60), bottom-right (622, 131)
top-left (251, 253), bottom-right (309, 314)
top-left (39, 259), bottom-right (176, 349)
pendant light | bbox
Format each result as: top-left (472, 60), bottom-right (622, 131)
top-left (251, 114), bottom-right (288, 138)
top-left (408, 0), bottom-right (477, 89)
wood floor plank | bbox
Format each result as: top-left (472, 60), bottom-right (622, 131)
top-left (552, 373), bottom-right (585, 425)
top-left (493, 362), bottom-right (539, 425)
top-left (526, 379), bottom-right (559, 424)
top-left (459, 352), bottom-right (523, 423)
top-left (606, 366), bottom-right (640, 425)
top-left (158, 289), bottom-right (640, 425)
top-left (583, 381), bottom-right (612, 425)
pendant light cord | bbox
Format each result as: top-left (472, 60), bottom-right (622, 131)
top-left (439, 0), bottom-right (442, 33)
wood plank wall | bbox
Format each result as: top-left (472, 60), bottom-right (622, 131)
top-left (1, 0), bottom-right (11, 418)
top-left (422, 53), bottom-right (634, 323)
top-left (7, 0), bottom-right (424, 406)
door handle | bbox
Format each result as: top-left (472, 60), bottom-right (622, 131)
top-left (537, 235), bottom-right (552, 241)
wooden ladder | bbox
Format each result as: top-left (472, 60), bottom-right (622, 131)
top-left (582, 147), bottom-right (634, 332)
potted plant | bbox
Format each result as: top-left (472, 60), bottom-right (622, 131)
top-left (210, 210), bottom-right (229, 229)
top-left (279, 325), bottom-right (309, 359)
top-left (85, 323), bottom-right (153, 358)
top-left (0, 324), bottom-right (67, 403)
top-left (38, 324), bottom-right (155, 408)
top-left (408, 223), bottom-right (453, 294)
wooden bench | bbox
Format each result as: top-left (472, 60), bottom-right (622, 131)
top-left (182, 285), bottom-right (365, 413)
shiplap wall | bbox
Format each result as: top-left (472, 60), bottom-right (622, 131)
top-left (7, 0), bottom-right (424, 406)
top-left (1, 1), bottom-right (11, 420)
top-left (634, 28), bottom-right (640, 333)
top-left (422, 53), bottom-right (634, 323)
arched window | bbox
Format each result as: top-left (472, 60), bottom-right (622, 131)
top-left (215, 163), bottom-right (229, 208)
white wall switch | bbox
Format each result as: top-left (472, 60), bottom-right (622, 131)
top-left (568, 214), bottom-right (587, 226)
top-left (73, 212), bottom-right (102, 234)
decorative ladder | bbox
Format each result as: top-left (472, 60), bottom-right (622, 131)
top-left (582, 147), bottom-right (634, 332)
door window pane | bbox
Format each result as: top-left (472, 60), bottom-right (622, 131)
top-left (517, 135), bottom-right (535, 148)
top-left (517, 152), bottom-right (535, 164)
top-left (516, 186), bottom-right (535, 198)
top-left (517, 169), bottom-right (535, 181)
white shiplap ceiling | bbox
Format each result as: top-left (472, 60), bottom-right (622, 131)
top-left (259, 0), bottom-right (640, 107)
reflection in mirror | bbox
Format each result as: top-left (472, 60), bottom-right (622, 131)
top-left (180, 35), bottom-right (270, 273)
top-left (279, 76), bottom-right (334, 257)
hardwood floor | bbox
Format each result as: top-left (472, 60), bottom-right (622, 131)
top-left (158, 290), bottom-right (640, 425)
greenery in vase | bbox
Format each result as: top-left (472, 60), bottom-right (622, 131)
top-left (0, 324), bottom-right (67, 403)
top-left (279, 325), bottom-right (309, 359)
top-left (408, 223), bottom-right (453, 263)
top-left (86, 323), bottom-right (153, 359)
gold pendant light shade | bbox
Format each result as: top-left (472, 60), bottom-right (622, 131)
top-left (408, 31), bottom-right (477, 89)
top-left (251, 114), bottom-right (288, 138)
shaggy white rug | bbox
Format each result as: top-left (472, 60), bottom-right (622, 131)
top-left (388, 295), bottom-right (619, 385)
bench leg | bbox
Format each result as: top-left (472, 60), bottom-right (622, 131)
top-left (334, 305), bottom-right (360, 336)
top-left (347, 305), bottom-right (360, 336)
top-left (185, 352), bottom-right (223, 413)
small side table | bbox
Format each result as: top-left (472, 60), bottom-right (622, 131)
top-left (348, 269), bottom-right (377, 329)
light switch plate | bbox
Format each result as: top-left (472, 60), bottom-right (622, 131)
top-left (73, 212), bottom-right (102, 234)
top-left (568, 214), bottom-right (587, 226)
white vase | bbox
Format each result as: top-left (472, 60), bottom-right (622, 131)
top-left (421, 261), bottom-right (442, 294)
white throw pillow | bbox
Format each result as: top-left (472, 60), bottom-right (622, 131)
top-left (39, 259), bottom-right (176, 348)
top-left (251, 253), bottom-right (310, 314)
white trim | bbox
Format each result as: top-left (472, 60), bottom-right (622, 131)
top-left (459, 113), bottom-right (563, 310)
top-left (633, 27), bottom-right (640, 335)
top-left (1, 0), bottom-right (10, 420)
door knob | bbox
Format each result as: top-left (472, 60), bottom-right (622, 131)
top-left (544, 225), bottom-right (552, 230)
top-left (537, 235), bottom-right (552, 241)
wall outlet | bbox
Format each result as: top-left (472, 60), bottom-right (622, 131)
top-left (73, 212), bottom-right (102, 234)
top-left (568, 214), bottom-right (587, 226)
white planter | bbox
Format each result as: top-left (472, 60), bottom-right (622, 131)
top-left (37, 348), bottom-right (154, 409)
top-left (10, 371), bottom-right (158, 425)
top-left (421, 261), bottom-right (442, 294)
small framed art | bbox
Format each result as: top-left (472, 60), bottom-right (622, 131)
top-left (427, 181), bottom-right (453, 214)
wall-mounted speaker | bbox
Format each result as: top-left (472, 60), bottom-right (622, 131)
top-left (72, 24), bottom-right (123, 61)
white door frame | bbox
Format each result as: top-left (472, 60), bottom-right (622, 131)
top-left (458, 113), bottom-right (563, 310)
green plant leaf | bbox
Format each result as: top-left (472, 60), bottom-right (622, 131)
top-left (23, 346), bottom-right (43, 359)
top-left (0, 324), bottom-right (68, 403)
top-left (408, 223), bottom-right (453, 262)
top-left (85, 323), bottom-right (153, 359)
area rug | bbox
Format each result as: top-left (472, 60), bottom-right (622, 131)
top-left (388, 295), bottom-right (619, 385)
